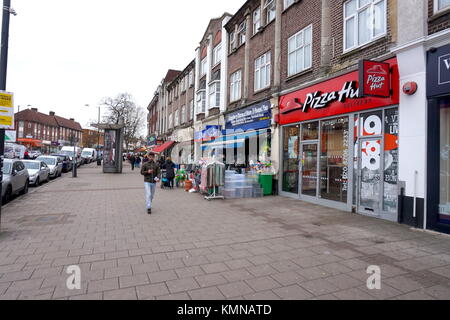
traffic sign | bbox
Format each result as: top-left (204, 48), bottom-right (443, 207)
top-left (0, 90), bottom-right (14, 129)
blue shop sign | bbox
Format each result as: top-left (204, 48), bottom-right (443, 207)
top-left (225, 100), bottom-right (272, 131)
top-left (427, 43), bottom-right (450, 97)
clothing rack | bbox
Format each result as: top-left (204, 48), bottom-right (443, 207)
top-left (204, 161), bottom-right (225, 201)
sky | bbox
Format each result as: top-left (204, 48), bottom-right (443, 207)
top-left (2, 0), bottom-right (244, 133)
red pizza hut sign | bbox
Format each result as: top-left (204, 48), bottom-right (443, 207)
top-left (279, 58), bottom-right (399, 125)
top-left (358, 60), bottom-right (391, 98)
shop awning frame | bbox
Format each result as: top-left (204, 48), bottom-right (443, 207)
top-left (151, 141), bottom-right (175, 154)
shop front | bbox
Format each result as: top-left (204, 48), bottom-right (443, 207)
top-left (169, 127), bottom-right (194, 166)
top-left (200, 100), bottom-right (272, 169)
top-left (427, 43), bottom-right (450, 233)
top-left (279, 58), bottom-right (400, 221)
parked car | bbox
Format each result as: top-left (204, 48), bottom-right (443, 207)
top-left (4, 143), bottom-right (28, 159)
top-left (59, 146), bottom-right (82, 167)
top-left (1, 159), bottom-right (29, 204)
top-left (36, 156), bottom-right (63, 179)
top-left (29, 150), bottom-right (42, 159)
top-left (22, 160), bottom-right (50, 187)
top-left (51, 154), bottom-right (72, 172)
top-left (81, 148), bottom-right (97, 164)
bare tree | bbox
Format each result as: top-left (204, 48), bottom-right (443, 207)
top-left (100, 93), bottom-right (145, 152)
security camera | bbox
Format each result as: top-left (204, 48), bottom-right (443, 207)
top-left (9, 8), bottom-right (17, 16)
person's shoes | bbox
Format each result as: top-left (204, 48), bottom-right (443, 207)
top-left (147, 209), bottom-right (152, 215)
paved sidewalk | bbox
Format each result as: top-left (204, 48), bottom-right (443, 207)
top-left (0, 163), bottom-right (449, 300)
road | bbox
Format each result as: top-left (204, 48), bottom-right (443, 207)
top-left (0, 163), bottom-right (449, 300)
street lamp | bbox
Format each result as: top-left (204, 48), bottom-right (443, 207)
top-left (85, 104), bottom-right (101, 160)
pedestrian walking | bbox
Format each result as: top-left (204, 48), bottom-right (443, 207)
top-left (130, 154), bottom-right (136, 171)
top-left (135, 155), bottom-right (142, 168)
top-left (141, 152), bottom-right (160, 214)
top-left (163, 157), bottom-right (176, 189)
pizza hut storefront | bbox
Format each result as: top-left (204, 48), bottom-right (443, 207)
top-left (279, 58), bottom-right (400, 222)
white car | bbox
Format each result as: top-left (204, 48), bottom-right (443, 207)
top-left (22, 160), bottom-right (51, 186)
top-left (36, 156), bottom-right (63, 179)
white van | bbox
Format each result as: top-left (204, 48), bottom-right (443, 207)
top-left (4, 143), bottom-right (28, 159)
top-left (60, 146), bottom-right (82, 167)
top-left (81, 148), bottom-right (97, 164)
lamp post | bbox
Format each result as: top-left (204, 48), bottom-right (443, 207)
top-left (85, 104), bottom-right (101, 160)
top-left (0, 0), bottom-right (16, 229)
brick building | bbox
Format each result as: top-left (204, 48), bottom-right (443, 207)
top-left (14, 108), bottom-right (83, 153)
top-left (82, 129), bottom-right (104, 149)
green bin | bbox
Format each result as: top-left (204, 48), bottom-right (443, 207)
top-left (258, 173), bottom-right (273, 196)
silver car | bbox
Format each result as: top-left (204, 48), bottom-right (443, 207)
top-left (23, 160), bottom-right (50, 186)
top-left (2, 159), bottom-right (30, 204)
top-left (36, 156), bottom-right (63, 179)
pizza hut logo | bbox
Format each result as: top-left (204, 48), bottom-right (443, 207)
top-left (359, 60), bottom-right (391, 98)
top-left (281, 81), bottom-right (359, 114)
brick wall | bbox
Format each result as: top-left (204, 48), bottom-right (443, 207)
top-left (329, 0), bottom-right (395, 74)
top-left (428, 0), bottom-right (450, 35)
top-left (280, 0), bottom-right (322, 93)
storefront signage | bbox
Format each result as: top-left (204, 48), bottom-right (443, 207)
top-left (5, 130), bottom-right (16, 142)
top-left (427, 43), bottom-right (450, 97)
top-left (0, 91), bottom-right (14, 129)
top-left (147, 135), bottom-right (157, 147)
top-left (226, 100), bottom-right (271, 131)
top-left (358, 60), bottom-right (391, 98)
top-left (279, 58), bottom-right (399, 125)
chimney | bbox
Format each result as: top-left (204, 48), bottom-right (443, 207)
top-left (49, 111), bottom-right (55, 116)
top-left (70, 118), bottom-right (75, 121)
top-left (31, 108), bottom-right (38, 112)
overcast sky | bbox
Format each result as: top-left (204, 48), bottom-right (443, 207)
top-left (2, 0), bottom-right (243, 133)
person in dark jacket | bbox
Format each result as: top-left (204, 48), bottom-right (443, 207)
top-left (140, 152), bottom-right (161, 214)
top-left (163, 158), bottom-right (176, 189)
top-left (130, 154), bottom-right (136, 171)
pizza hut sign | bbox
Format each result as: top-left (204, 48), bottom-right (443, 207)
top-left (358, 60), bottom-right (391, 98)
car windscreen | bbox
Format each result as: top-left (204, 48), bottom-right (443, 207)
top-left (82, 151), bottom-right (92, 156)
top-left (2, 162), bottom-right (12, 174)
top-left (60, 150), bottom-right (75, 157)
top-left (38, 158), bottom-right (56, 166)
top-left (24, 162), bottom-right (40, 170)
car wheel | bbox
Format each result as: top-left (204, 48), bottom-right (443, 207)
top-left (3, 186), bottom-right (12, 204)
top-left (35, 177), bottom-right (40, 187)
top-left (46, 174), bottom-right (50, 183)
top-left (21, 180), bottom-right (29, 195)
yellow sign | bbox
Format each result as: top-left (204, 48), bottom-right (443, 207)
top-left (0, 91), bottom-right (14, 129)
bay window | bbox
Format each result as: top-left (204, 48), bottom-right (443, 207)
top-left (208, 82), bottom-right (221, 108)
top-left (344, 0), bottom-right (386, 51)
top-left (196, 91), bottom-right (206, 114)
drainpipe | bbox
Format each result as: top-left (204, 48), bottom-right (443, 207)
top-left (273, 0), bottom-right (283, 90)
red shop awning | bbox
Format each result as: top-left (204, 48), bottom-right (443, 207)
top-left (151, 141), bottom-right (175, 154)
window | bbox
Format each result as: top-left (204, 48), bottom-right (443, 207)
top-left (201, 58), bottom-right (208, 77)
top-left (190, 100), bottom-right (194, 120)
top-left (181, 105), bottom-right (186, 124)
top-left (253, 8), bottom-right (261, 35)
top-left (264, 0), bottom-right (276, 24)
top-left (18, 121), bottom-right (24, 138)
top-left (189, 71), bottom-right (193, 86)
top-left (237, 21), bottom-right (246, 46)
top-left (344, 0), bottom-right (386, 51)
top-left (435, 0), bottom-right (450, 12)
top-left (168, 113), bottom-right (173, 129)
top-left (288, 25), bottom-right (312, 76)
top-left (174, 109), bottom-right (179, 127)
top-left (213, 43), bottom-right (222, 66)
top-left (230, 70), bottom-right (242, 102)
top-left (284, 0), bottom-right (295, 9)
top-left (229, 31), bottom-right (236, 52)
top-left (255, 52), bottom-right (271, 91)
top-left (209, 82), bottom-right (221, 108)
top-left (196, 91), bottom-right (206, 114)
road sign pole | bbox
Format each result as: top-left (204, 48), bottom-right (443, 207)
top-left (0, 0), bottom-right (12, 230)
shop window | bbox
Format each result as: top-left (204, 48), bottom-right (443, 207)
top-left (344, 0), bottom-right (386, 52)
top-left (320, 117), bottom-right (349, 203)
top-left (302, 122), bottom-right (319, 140)
top-left (283, 126), bottom-right (299, 193)
top-left (439, 99), bottom-right (450, 224)
top-left (383, 108), bottom-right (399, 213)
